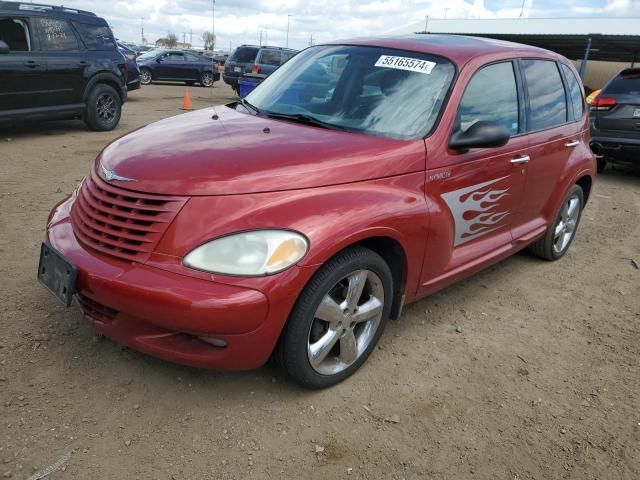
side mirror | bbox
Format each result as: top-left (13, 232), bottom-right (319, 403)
top-left (449, 120), bottom-right (511, 152)
top-left (156, 57), bottom-right (163, 63)
top-left (0, 41), bottom-right (9, 54)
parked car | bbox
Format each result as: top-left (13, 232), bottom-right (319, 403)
top-left (0, 1), bottom-right (127, 131)
top-left (117, 41), bottom-right (141, 90)
top-left (589, 67), bottom-right (640, 172)
top-left (137, 49), bottom-right (220, 87)
top-left (224, 45), bottom-right (297, 93)
top-left (39, 35), bottom-right (595, 389)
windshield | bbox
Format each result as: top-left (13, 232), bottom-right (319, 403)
top-left (244, 45), bottom-right (456, 140)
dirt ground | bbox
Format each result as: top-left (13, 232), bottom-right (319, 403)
top-left (1, 82), bottom-right (639, 480)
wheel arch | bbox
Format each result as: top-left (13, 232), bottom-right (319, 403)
top-left (575, 174), bottom-right (593, 205)
top-left (302, 233), bottom-right (410, 321)
top-left (83, 73), bottom-right (126, 104)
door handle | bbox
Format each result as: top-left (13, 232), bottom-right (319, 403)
top-left (565, 140), bottom-right (581, 148)
top-left (78, 60), bottom-right (89, 66)
top-left (24, 61), bottom-right (40, 68)
top-left (510, 155), bottom-right (530, 165)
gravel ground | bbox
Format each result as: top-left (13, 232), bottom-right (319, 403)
top-left (1, 82), bottom-right (639, 480)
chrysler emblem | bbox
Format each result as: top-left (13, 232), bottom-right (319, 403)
top-left (101, 163), bottom-right (136, 182)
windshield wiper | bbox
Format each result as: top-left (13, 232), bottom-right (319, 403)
top-left (265, 112), bottom-right (348, 131)
top-left (238, 97), bottom-right (260, 115)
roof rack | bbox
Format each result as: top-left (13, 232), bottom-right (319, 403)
top-left (0, 1), bottom-right (96, 16)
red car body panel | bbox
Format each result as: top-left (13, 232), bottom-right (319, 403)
top-left (44, 35), bottom-right (596, 371)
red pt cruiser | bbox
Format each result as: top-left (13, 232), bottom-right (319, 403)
top-left (39, 35), bottom-right (596, 388)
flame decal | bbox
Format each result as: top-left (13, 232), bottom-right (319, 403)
top-left (441, 176), bottom-right (511, 246)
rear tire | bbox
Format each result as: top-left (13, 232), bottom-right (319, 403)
top-left (200, 72), bottom-right (213, 87)
top-left (84, 84), bottom-right (121, 132)
top-left (529, 184), bottom-right (584, 261)
top-left (140, 68), bottom-right (152, 85)
top-left (596, 157), bottom-right (607, 173)
top-left (277, 246), bottom-right (392, 389)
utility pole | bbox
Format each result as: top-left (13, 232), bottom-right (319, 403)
top-left (286, 14), bottom-right (291, 48)
top-left (183, 32), bottom-right (186, 45)
top-left (259, 30), bottom-right (263, 46)
top-left (212, 0), bottom-right (216, 51)
top-left (189, 29), bottom-right (193, 45)
top-left (309, 34), bottom-right (313, 46)
top-left (519, 0), bottom-right (526, 17)
top-left (140, 17), bottom-right (144, 44)
top-left (424, 15), bottom-right (429, 32)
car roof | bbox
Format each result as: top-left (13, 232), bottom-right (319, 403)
top-left (236, 44), bottom-right (297, 53)
top-left (0, 1), bottom-right (106, 24)
top-left (326, 34), bottom-right (560, 66)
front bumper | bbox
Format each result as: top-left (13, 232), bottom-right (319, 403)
top-left (45, 196), bottom-right (302, 371)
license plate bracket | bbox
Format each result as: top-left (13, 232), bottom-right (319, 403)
top-left (37, 242), bottom-right (77, 307)
top-left (234, 67), bottom-right (241, 73)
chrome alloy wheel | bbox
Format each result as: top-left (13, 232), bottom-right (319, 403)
top-left (140, 69), bottom-right (151, 84)
top-left (201, 72), bottom-right (213, 87)
top-left (307, 270), bottom-right (384, 375)
top-left (96, 94), bottom-right (117, 123)
top-left (553, 194), bottom-right (580, 255)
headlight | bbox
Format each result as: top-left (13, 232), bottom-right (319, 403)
top-left (183, 230), bottom-right (308, 276)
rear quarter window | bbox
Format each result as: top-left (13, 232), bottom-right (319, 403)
top-left (72, 22), bottom-right (116, 51)
top-left (231, 47), bottom-right (259, 63)
top-left (259, 49), bottom-right (282, 66)
top-left (560, 64), bottom-right (584, 121)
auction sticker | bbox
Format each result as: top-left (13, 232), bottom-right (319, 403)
top-left (374, 55), bottom-right (436, 74)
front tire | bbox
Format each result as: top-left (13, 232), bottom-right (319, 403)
top-left (277, 246), bottom-right (392, 389)
top-left (84, 84), bottom-right (121, 132)
top-left (529, 184), bottom-right (584, 261)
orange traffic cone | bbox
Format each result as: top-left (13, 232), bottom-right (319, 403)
top-left (181, 89), bottom-right (193, 111)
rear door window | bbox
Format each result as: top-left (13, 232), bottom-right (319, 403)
top-left (0, 18), bottom-right (32, 51)
top-left (259, 49), bottom-right (282, 66)
top-left (231, 47), bottom-right (258, 63)
top-left (72, 22), bottom-right (115, 50)
top-left (457, 61), bottom-right (520, 136)
top-left (36, 17), bottom-right (79, 51)
top-left (522, 59), bottom-right (568, 131)
top-left (560, 64), bottom-right (584, 121)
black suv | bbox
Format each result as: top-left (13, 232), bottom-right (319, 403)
top-left (0, 1), bottom-right (127, 131)
top-left (223, 45), bottom-right (297, 93)
top-left (590, 67), bottom-right (640, 172)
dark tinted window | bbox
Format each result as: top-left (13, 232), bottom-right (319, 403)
top-left (164, 52), bottom-right (185, 61)
top-left (185, 53), bottom-right (202, 62)
top-left (522, 60), bottom-right (567, 130)
top-left (72, 22), bottom-right (115, 50)
top-left (37, 17), bottom-right (79, 51)
top-left (0, 18), bottom-right (31, 51)
top-left (560, 64), bottom-right (584, 121)
top-left (604, 70), bottom-right (640, 95)
top-left (283, 51), bottom-right (296, 62)
top-left (231, 46), bottom-right (258, 63)
top-left (259, 49), bottom-right (282, 66)
top-left (458, 62), bottom-right (519, 136)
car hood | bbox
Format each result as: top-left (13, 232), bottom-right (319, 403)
top-left (96, 106), bottom-right (425, 196)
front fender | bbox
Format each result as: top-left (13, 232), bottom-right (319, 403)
top-left (155, 172), bottom-right (429, 298)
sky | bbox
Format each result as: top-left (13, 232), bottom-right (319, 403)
top-left (60, 0), bottom-right (640, 51)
